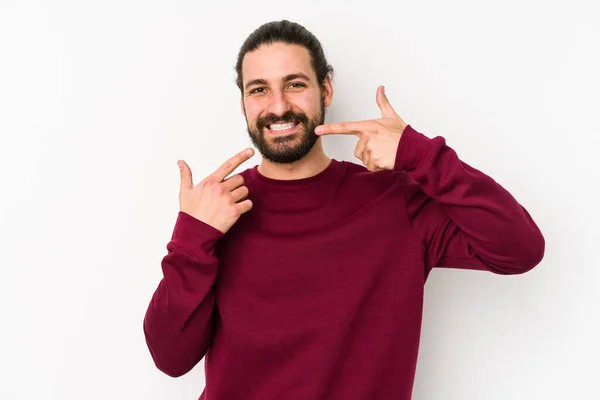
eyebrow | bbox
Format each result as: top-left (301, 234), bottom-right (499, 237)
top-left (244, 73), bottom-right (312, 91)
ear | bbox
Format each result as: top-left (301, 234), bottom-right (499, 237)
top-left (240, 98), bottom-right (246, 117)
top-left (321, 75), bottom-right (333, 108)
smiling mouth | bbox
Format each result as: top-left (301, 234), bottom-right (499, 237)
top-left (266, 122), bottom-right (300, 135)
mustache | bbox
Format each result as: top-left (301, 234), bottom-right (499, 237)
top-left (256, 110), bottom-right (309, 130)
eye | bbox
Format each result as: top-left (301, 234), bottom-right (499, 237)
top-left (249, 87), bottom-right (266, 95)
top-left (288, 82), bottom-right (306, 89)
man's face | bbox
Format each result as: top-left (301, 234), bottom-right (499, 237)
top-left (241, 42), bottom-right (332, 164)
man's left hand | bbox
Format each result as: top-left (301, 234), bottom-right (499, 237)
top-left (315, 85), bottom-right (408, 171)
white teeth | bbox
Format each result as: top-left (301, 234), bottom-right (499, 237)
top-left (269, 122), bottom-right (296, 131)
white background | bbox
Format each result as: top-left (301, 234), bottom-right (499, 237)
top-left (1, 0), bottom-right (599, 399)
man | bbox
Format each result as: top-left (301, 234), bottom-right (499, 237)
top-left (143, 20), bottom-right (545, 400)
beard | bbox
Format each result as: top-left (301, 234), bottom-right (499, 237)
top-left (245, 99), bottom-right (325, 164)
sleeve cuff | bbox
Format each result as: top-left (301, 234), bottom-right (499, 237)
top-left (393, 124), bottom-right (438, 172)
top-left (170, 211), bottom-right (225, 259)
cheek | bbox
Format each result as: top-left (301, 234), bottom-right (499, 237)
top-left (303, 93), bottom-right (322, 114)
top-left (244, 102), bottom-right (261, 123)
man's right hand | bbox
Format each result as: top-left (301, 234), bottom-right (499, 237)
top-left (177, 148), bottom-right (255, 234)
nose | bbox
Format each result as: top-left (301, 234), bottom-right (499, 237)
top-left (266, 89), bottom-right (292, 117)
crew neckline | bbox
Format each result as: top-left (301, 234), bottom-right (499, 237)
top-left (247, 159), bottom-right (344, 190)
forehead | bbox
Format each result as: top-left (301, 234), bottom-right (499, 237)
top-left (242, 42), bottom-right (316, 84)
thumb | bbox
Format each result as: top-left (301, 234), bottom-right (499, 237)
top-left (178, 160), bottom-right (193, 190)
top-left (376, 85), bottom-right (400, 119)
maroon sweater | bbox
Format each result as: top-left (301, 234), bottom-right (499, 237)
top-left (143, 125), bottom-right (545, 399)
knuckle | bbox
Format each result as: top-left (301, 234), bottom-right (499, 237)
top-left (228, 204), bottom-right (240, 217)
top-left (211, 184), bottom-right (224, 195)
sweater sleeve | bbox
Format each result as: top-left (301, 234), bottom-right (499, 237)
top-left (143, 211), bottom-right (224, 377)
top-left (395, 125), bottom-right (545, 277)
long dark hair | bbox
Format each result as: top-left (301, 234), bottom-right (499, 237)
top-left (234, 20), bottom-right (334, 93)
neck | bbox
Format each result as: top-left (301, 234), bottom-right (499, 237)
top-left (257, 139), bottom-right (331, 180)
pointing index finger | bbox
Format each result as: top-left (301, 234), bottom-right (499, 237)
top-left (315, 120), bottom-right (379, 136)
top-left (212, 148), bottom-right (254, 182)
